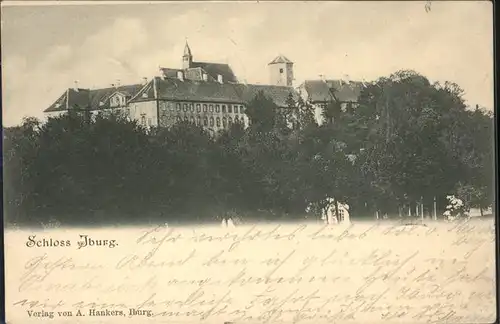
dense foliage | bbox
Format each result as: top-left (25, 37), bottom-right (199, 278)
top-left (3, 70), bottom-right (494, 226)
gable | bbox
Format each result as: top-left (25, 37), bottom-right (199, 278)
top-left (109, 92), bottom-right (127, 107)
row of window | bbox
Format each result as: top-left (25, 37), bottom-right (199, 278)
top-left (175, 115), bottom-right (244, 128)
top-left (170, 102), bottom-right (245, 114)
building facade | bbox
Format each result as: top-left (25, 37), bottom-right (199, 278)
top-left (44, 42), bottom-right (300, 133)
top-left (44, 42), bottom-right (368, 129)
top-left (297, 79), bottom-right (364, 125)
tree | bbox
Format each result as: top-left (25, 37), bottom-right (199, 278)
top-left (337, 70), bottom-right (492, 217)
top-left (245, 91), bottom-right (280, 133)
top-left (322, 100), bottom-right (342, 125)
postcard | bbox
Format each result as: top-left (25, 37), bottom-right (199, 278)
top-left (2, 1), bottom-right (496, 323)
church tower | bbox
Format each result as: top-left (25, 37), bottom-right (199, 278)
top-left (183, 41), bottom-right (193, 69)
top-left (268, 55), bottom-right (294, 86)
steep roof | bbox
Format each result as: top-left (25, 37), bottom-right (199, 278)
top-left (326, 80), bottom-right (364, 102)
top-left (45, 91), bottom-right (69, 112)
top-left (302, 79), bottom-right (366, 103)
top-left (159, 78), bottom-right (242, 103)
top-left (159, 67), bottom-right (217, 82)
top-left (302, 80), bottom-right (334, 102)
top-left (129, 77), bottom-right (299, 108)
top-left (44, 84), bottom-right (145, 113)
top-left (268, 55), bottom-right (293, 65)
top-left (183, 42), bottom-right (192, 57)
top-left (232, 84), bottom-right (298, 108)
top-left (191, 61), bottom-right (238, 83)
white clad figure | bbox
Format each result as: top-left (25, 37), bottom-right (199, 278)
top-left (322, 197), bottom-right (338, 225)
top-left (221, 218), bottom-right (228, 227)
top-left (324, 204), bottom-right (338, 225)
top-left (307, 199), bottom-right (342, 225)
top-left (338, 203), bottom-right (351, 224)
top-left (227, 217), bottom-right (235, 228)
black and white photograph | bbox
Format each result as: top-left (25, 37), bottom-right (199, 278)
top-left (2, 1), bottom-right (496, 323)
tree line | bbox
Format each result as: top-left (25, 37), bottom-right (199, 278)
top-left (3, 70), bottom-right (494, 226)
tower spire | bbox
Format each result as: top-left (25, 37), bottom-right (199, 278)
top-left (183, 39), bottom-right (193, 69)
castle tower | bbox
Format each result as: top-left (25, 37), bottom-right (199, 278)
top-left (183, 41), bottom-right (193, 69)
top-left (268, 55), bottom-right (294, 86)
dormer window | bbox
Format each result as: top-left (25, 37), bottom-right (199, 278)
top-left (142, 92), bottom-right (148, 98)
top-left (110, 94), bottom-right (125, 108)
top-left (280, 68), bottom-right (284, 73)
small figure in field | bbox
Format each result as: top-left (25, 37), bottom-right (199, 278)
top-left (220, 210), bottom-right (240, 228)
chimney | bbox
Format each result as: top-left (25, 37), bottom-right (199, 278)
top-left (202, 73), bottom-right (208, 82)
top-left (177, 71), bottom-right (184, 81)
top-left (217, 74), bottom-right (223, 84)
top-left (73, 80), bottom-right (79, 91)
top-left (343, 74), bottom-right (351, 85)
top-left (142, 77), bottom-right (148, 85)
top-left (116, 79), bottom-right (121, 87)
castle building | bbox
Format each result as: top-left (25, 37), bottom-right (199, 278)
top-left (44, 42), bottom-right (300, 133)
top-left (297, 79), bottom-right (365, 125)
top-left (268, 55), bottom-right (294, 87)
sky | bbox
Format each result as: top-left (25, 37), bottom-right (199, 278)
top-left (1, 1), bottom-right (494, 126)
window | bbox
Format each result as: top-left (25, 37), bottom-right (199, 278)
top-left (222, 105), bottom-right (226, 113)
top-left (234, 105), bottom-right (239, 114)
top-left (210, 117), bottom-right (214, 126)
top-left (216, 117), bottom-right (221, 127)
top-left (222, 117), bottom-right (227, 128)
top-left (204, 117), bottom-right (208, 126)
top-left (280, 68), bottom-right (284, 73)
top-left (189, 104), bottom-right (194, 112)
top-left (240, 105), bottom-right (245, 113)
top-left (215, 105), bottom-right (220, 113)
top-left (228, 105), bottom-right (232, 113)
top-left (170, 102), bottom-right (175, 111)
top-left (203, 104), bottom-right (207, 112)
top-left (141, 115), bottom-right (146, 126)
top-left (197, 116), bottom-right (201, 125)
top-left (209, 105), bottom-right (214, 112)
top-left (196, 104), bottom-right (201, 112)
top-left (183, 104), bottom-right (188, 112)
top-left (228, 117), bottom-right (233, 124)
top-left (177, 103), bottom-right (181, 111)
top-left (147, 118), bottom-right (152, 126)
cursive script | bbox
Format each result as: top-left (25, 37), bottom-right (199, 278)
top-left (6, 218), bottom-right (496, 323)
